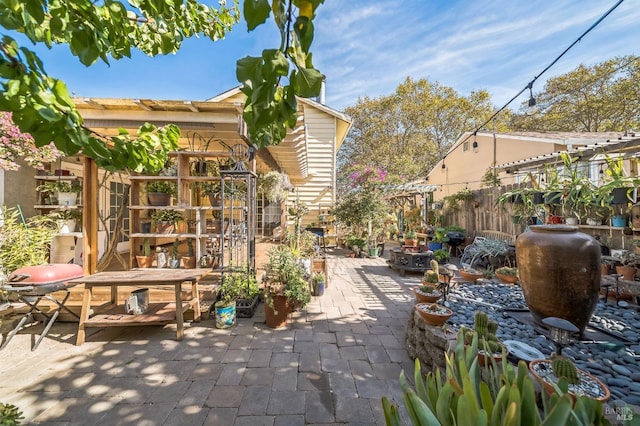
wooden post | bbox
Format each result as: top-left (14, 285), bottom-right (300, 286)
top-left (83, 157), bottom-right (99, 274)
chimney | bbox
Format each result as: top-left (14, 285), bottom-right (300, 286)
top-left (317, 76), bottom-right (326, 104)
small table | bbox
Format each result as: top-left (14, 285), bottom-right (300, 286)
top-left (69, 268), bottom-right (210, 345)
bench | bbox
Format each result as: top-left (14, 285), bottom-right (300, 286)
top-left (474, 230), bottom-right (516, 245)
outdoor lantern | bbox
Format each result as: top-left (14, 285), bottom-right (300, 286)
top-left (542, 317), bottom-right (579, 355)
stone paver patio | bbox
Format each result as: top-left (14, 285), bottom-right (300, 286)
top-left (0, 248), bottom-right (420, 425)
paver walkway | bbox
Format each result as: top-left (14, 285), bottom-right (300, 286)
top-left (0, 247), bottom-right (420, 425)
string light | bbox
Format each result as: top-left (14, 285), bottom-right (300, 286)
top-left (442, 0), bottom-right (624, 163)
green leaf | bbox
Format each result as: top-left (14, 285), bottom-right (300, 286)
top-left (540, 395), bottom-right (573, 426)
top-left (243, 0), bottom-right (271, 30)
top-left (292, 66), bottom-right (323, 97)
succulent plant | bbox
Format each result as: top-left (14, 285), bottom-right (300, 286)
top-left (551, 354), bottom-right (580, 385)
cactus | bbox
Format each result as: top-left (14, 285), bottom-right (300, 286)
top-left (172, 238), bottom-right (180, 259)
top-left (474, 311), bottom-right (489, 337)
top-left (430, 259), bottom-right (439, 274)
top-left (487, 320), bottom-right (498, 335)
top-left (142, 239), bottom-right (151, 256)
top-left (551, 354), bottom-right (580, 385)
top-left (186, 238), bottom-right (195, 257)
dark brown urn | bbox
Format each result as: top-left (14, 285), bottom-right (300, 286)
top-left (516, 225), bottom-right (601, 334)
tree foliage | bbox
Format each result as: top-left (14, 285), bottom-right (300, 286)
top-left (238, 0), bottom-right (325, 149)
top-left (511, 55), bottom-right (640, 132)
top-left (0, 111), bottom-right (60, 170)
top-left (338, 77), bottom-right (497, 189)
top-left (0, 0), bottom-right (325, 171)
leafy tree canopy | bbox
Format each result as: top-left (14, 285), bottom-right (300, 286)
top-left (0, 0), bottom-right (325, 172)
top-left (338, 77), bottom-right (498, 191)
top-left (510, 55), bottom-right (640, 132)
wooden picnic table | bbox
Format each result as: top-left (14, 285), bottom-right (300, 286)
top-left (68, 268), bottom-right (210, 345)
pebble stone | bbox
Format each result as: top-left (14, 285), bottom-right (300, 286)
top-left (445, 281), bottom-right (640, 406)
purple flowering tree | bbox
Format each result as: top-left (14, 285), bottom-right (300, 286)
top-left (0, 112), bottom-right (61, 171)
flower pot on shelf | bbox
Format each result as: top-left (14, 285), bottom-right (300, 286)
top-left (611, 215), bottom-right (627, 228)
top-left (528, 359), bottom-right (610, 402)
top-left (57, 192), bottom-right (78, 206)
top-left (148, 192), bottom-right (171, 206)
top-left (182, 256), bottom-right (197, 269)
top-left (415, 303), bottom-right (453, 326)
top-left (156, 221), bottom-right (176, 234)
top-left (136, 255), bottom-right (154, 268)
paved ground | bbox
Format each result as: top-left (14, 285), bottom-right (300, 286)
top-left (0, 245), bottom-right (422, 425)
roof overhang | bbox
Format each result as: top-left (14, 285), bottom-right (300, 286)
top-left (495, 134), bottom-right (640, 172)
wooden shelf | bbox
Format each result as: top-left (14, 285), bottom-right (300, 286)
top-left (83, 301), bottom-right (195, 327)
top-left (131, 233), bottom-right (222, 238)
top-left (34, 175), bottom-right (80, 181)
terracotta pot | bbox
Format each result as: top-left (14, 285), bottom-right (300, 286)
top-left (495, 272), bottom-right (518, 284)
top-left (516, 225), bottom-right (601, 334)
top-left (156, 221), bottom-right (175, 234)
top-left (615, 265), bottom-right (637, 281)
top-left (265, 295), bottom-right (290, 328)
top-left (529, 359), bottom-right (610, 402)
top-left (404, 239), bottom-right (417, 247)
top-left (413, 286), bottom-right (442, 303)
top-left (182, 256), bottom-right (197, 269)
top-left (148, 192), bottom-right (170, 206)
top-left (477, 346), bottom-right (507, 367)
top-left (415, 303), bottom-right (453, 326)
top-left (136, 255), bottom-right (154, 268)
top-left (459, 270), bottom-right (483, 282)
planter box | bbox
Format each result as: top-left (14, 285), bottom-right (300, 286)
top-left (236, 295), bottom-right (260, 318)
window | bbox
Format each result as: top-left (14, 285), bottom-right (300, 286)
top-left (109, 181), bottom-right (129, 243)
top-left (463, 141), bottom-right (469, 152)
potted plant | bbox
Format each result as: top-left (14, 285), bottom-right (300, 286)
top-left (311, 271), bottom-right (326, 296)
top-left (404, 229), bottom-right (417, 247)
top-left (258, 171), bottom-right (290, 203)
top-left (529, 354), bottom-right (610, 402)
top-left (201, 180), bottom-right (224, 207)
top-left (427, 227), bottom-right (448, 251)
top-left (415, 302), bottom-right (453, 326)
top-left (432, 248), bottom-right (450, 264)
top-left (146, 181), bottom-right (177, 206)
top-left (136, 239), bottom-right (154, 268)
top-left (263, 245), bottom-right (311, 328)
top-left (234, 269), bottom-right (261, 318)
top-left (214, 273), bottom-right (242, 329)
top-left (151, 209), bottom-right (184, 234)
top-left (615, 250), bottom-right (638, 281)
top-left (48, 208), bottom-right (82, 234)
top-left (495, 266), bottom-right (518, 284)
top-left (169, 239), bottom-right (181, 268)
top-left (460, 310), bottom-right (507, 366)
top-left (459, 267), bottom-right (483, 282)
top-left (413, 260), bottom-right (442, 303)
top-left (182, 238), bottom-right (197, 268)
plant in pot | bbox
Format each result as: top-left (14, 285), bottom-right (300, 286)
top-left (151, 209), bottom-right (184, 234)
top-left (432, 248), bottom-right (450, 264)
top-left (234, 269), bottom-right (261, 318)
top-left (258, 170), bottom-right (290, 203)
top-left (615, 250), bottom-right (638, 281)
top-left (495, 266), bottom-right (518, 284)
top-left (404, 229), bottom-right (417, 247)
top-left (597, 155), bottom-right (640, 206)
top-left (414, 260), bottom-right (442, 303)
top-left (48, 208), bottom-right (82, 234)
top-left (263, 245), bottom-right (311, 328)
top-left (414, 302), bottom-right (453, 326)
top-left (460, 310), bottom-right (507, 366)
top-left (427, 227), bottom-right (448, 251)
top-left (169, 239), bottom-right (181, 268)
top-left (311, 271), bottom-right (326, 297)
top-left (136, 239), bottom-right (154, 268)
top-left (146, 180), bottom-right (177, 206)
top-left (201, 180), bottom-right (225, 207)
top-left (529, 354), bottom-right (610, 402)
top-left (182, 238), bottom-right (197, 268)
top-left (214, 273), bottom-right (242, 329)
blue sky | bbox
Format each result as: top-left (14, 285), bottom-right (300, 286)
top-left (17, 0), bottom-right (640, 112)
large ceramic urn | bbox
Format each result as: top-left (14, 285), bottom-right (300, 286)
top-left (516, 225), bottom-right (601, 334)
